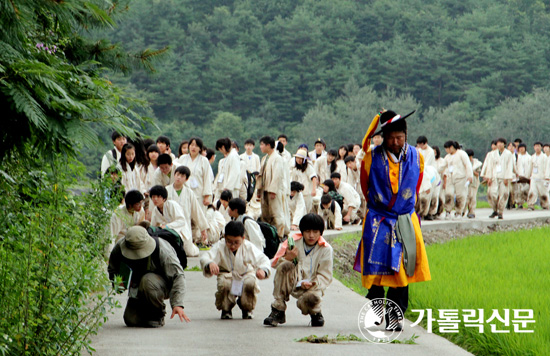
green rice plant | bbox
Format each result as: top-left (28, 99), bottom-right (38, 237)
top-left (332, 228), bottom-right (549, 355)
top-left (407, 227), bottom-right (549, 356)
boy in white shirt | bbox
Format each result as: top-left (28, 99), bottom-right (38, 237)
top-left (319, 194), bottom-right (343, 230)
top-left (331, 172), bottom-right (361, 224)
top-left (101, 131), bottom-right (126, 175)
top-left (240, 139), bottom-right (261, 174)
top-left (153, 154), bottom-right (179, 187)
top-left (150, 185), bottom-right (199, 257)
top-left (166, 166), bottom-right (209, 245)
top-left (200, 221), bottom-right (271, 320)
top-left (264, 213), bottom-right (333, 327)
top-left (227, 198), bottom-right (265, 252)
top-left (109, 190), bottom-right (145, 254)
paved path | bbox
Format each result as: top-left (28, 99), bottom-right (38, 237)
top-left (88, 208), bottom-right (550, 356)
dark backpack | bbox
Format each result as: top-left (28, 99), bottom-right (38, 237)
top-left (243, 216), bottom-right (280, 259)
top-left (245, 171), bottom-right (257, 202)
top-left (147, 227), bottom-right (188, 269)
top-left (329, 191), bottom-right (344, 210)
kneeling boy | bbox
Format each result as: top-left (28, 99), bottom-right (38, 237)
top-left (200, 221), bottom-right (271, 319)
top-left (264, 213), bottom-right (333, 327)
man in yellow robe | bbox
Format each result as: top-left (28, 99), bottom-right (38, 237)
top-left (354, 110), bottom-right (431, 331)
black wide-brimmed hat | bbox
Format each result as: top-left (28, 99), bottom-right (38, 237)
top-left (373, 110), bottom-right (416, 136)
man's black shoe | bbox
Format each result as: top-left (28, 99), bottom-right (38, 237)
top-left (221, 310), bottom-right (232, 319)
top-left (498, 214), bottom-right (503, 219)
top-left (489, 211), bottom-right (498, 218)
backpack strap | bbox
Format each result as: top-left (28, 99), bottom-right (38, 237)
top-left (330, 200), bottom-right (335, 214)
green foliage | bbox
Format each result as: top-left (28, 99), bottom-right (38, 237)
top-left (0, 153), bottom-right (122, 355)
top-left (0, 0), bottom-right (163, 162)
top-left (90, 0), bottom-right (550, 158)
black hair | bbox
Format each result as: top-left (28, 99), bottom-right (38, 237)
top-left (330, 172), bottom-right (341, 180)
top-left (491, 140), bottom-right (497, 146)
top-left (215, 137), bottom-right (232, 151)
top-left (514, 138), bottom-right (522, 144)
top-left (206, 148), bottom-right (216, 160)
top-left (157, 153), bottom-right (172, 166)
top-left (147, 144), bottom-right (161, 157)
top-left (294, 155), bottom-right (309, 173)
top-left (544, 143), bottom-right (550, 148)
top-left (323, 179), bottom-right (336, 192)
top-left (178, 140), bottom-right (189, 156)
top-left (150, 185), bottom-right (168, 200)
top-left (354, 143), bottom-right (361, 149)
top-left (188, 137), bottom-right (204, 153)
top-left (225, 220), bottom-right (245, 238)
top-left (290, 181), bottom-right (305, 192)
top-left (175, 165), bottom-right (191, 179)
top-left (220, 189), bottom-right (233, 202)
top-left (129, 137), bottom-right (149, 172)
top-left (338, 145), bottom-right (349, 160)
top-left (347, 143), bottom-right (354, 153)
top-left (299, 213), bottom-right (325, 236)
top-left (465, 149), bottom-right (474, 157)
top-left (278, 134), bottom-right (288, 141)
top-left (156, 135), bottom-right (171, 147)
top-left (321, 194), bottom-right (332, 205)
top-left (443, 141), bottom-right (459, 150)
top-left (259, 136), bottom-right (275, 148)
top-left (344, 155), bottom-right (355, 164)
top-left (433, 145), bottom-right (441, 159)
top-left (119, 143), bottom-right (136, 172)
top-left (276, 141), bottom-right (284, 154)
top-left (416, 136), bottom-right (428, 144)
top-left (496, 137), bottom-right (507, 145)
top-left (111, 131), bottom-right (123, 142)
top-left (244, 138), bottom-right (255, 146)
top-left (534, 141), bottom-right (543, 147)
top-left (143, 138), bottom-right (155, 150)
top-left (232, 141), bottom-right (239, 149)
top-left (518, 143), bottom-right (527, 149)
top-left (125, 190), bottom-right (144, 208)
top-left (327, 149), bottom-right (338, 173)
top-left (228, 198), bottom-right (247, 215)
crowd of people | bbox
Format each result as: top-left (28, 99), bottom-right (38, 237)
top-left (101, 121), bottom-right (549, 330)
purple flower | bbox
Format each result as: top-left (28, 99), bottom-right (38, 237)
top-left (36, 43), bottom-right (44, 48)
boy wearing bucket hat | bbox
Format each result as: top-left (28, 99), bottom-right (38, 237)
top-left (108, 226), bottom-right (190, 328)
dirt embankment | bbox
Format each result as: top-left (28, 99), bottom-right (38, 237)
top-left (333, 220), bottom-right (550, 285)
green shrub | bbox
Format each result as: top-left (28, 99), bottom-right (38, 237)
top-left (0, 155), bottom-right (121, 355)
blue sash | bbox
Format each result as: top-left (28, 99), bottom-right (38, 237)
top-left (358, 144), bottom-right (420, 275)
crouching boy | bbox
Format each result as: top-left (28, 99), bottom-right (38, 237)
top-left (264, 213), bottom-right (333, 327)
top-left (200, 221), bottom-right (271, 320)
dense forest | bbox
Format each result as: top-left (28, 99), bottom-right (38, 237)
top-left (82, 0), bottom-right (550, 171)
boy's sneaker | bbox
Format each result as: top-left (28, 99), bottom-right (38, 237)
top-left (498, 214), bottom-right (503, 220)
top-left (310, 313), bottom-right (325, 327)
top-left (242, 310), bottom-right (253, 319)
top-left (221, 310), bottom-right (232, 320)
top-left (263, 307), bottom-right (286, 326)
top-left (489, 211), bottom-right (498, 218)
